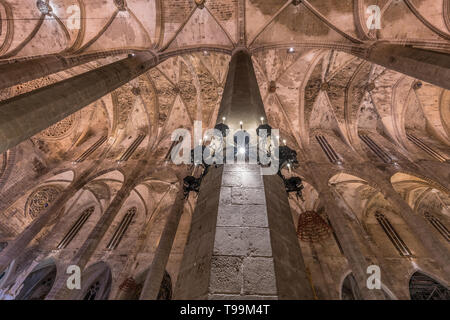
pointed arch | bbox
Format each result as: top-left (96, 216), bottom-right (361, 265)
top-left (14, 258), bottom-right (57, 300)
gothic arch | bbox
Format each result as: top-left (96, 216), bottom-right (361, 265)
top-left (390, 172), bottom-right (450, 243)
top-left (340, 272), bottom-right (361, 300)
top-left (409, 270), bottom-right (450, 300)
top-left (329, 172), bottom-right (420, 257)
top-left (75, 261), bottom-right (112, 300)
top-left (339, 271), bottom-right (396, 300)
top-left (124, 269), bottom-right (173, 300)
top-left (14, 258), bottom-right (57, 300)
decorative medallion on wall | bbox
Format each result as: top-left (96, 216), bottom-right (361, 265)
top-left (26, 185), bottom-right (62, 218)
top-left (40, 113), bottom-right (80, 141)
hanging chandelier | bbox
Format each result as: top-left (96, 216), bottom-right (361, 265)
top-left (297, 211), bottom-right (331, 243)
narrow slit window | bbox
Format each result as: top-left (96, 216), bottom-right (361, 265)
top-left (75, 136), bottom-right (107, 163)
top-left (407, 133), bottom-right (447, 162)
top-left (119, 134), bottom-right (146, 162)
top-left (424, 212), bottom-right (450, 242)
top-left (358, 133), bottom-right (392, 163)
top-left (107, 207), bottom-right (136, 250)
top-left (57, 207), bottom-right (95, 249)
top-left (375, 212), bottom-right (412, 256)
top-left (315, 135), bottom-right (342, 164)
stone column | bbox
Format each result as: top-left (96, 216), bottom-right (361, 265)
top-left (0, 50), bottom-right (131, 90)
top-left (316, 186), bottom-right (386, 300)
top-left (175, 49), bottom-right (313, 299)
top-left (209, 164), bottom-right (278, 300)
top-left (263, 173), bottom-right (314, 299)
top-left (174, 166), bottom-right (224, 299)
top-left (139, 188), bottom-right (186, 300)
top-left (0, 52), bottom-right (159, 154)
top-left (175, 164), bottom-right (313, 299)
top-left (362, 44), bottom-right (450, 90)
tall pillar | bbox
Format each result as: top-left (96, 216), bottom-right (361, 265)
top-left (174, 50), bottom-right (313, 299)
top-left (0, 52), bottom-right (159, 154)
top-left (139, 188), bottom-right (186, 300)
top-left (362, 44), bottom-right (450, 90)
top-left (174, 166), bottom-right (224, 299)
top-left (0, 50), bottom-right (131, 91)
top-left (315, 185), bottom-right (386, 300)
top-left (263, 173), bottom-right (314, 299)
top-left (323, 189), bottom-right (387, 300)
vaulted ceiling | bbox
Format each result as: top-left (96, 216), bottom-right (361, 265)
top-left (0, 0), bottom-right (449, 166)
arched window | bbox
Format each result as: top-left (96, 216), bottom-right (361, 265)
top-left (341, 273), bottom-right (361, 300)
top-left (107, 207), bottom-right (136, 250)
top-left (124, 270), bottom-right (173, 300)
top-left (406, 133), bottom-right (447, 162)
top-left (83, 281), bottom-right (101, 300)
top-left (315, 135), bottom-right (342, 164)
top-left (74, 136), bottom-right (107, 163)
top-left (119, 134), bottom-right (146, 162)
top-left (424, 212), bottom-right (450, 242)
top-left (358, 133), bottom-right (392, 163)
top-left (375, 212), bottom-right (412, 256)
top-left (15, 260), bottom-right (57, 300)
top-left (78, 262), bottom-right (112, 300)
top-left (57, 207), bottom-right (95, 249)
top-left (409, 272), bottom-right (450, 300)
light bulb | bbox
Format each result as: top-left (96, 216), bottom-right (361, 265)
top-left (239, 147), bottom-right (245, 154)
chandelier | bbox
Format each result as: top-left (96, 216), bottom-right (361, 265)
top-left (297, 211), bottom-right (331, 243)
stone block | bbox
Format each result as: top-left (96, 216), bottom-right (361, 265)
top-left (243, 257), bottom-right (277, 295)
top-left (214, 227), bottom-right (247, 256)
top-left (213, 227), bottom-right (273, 257)
top-left (217, 205), bottom-right (243, 227)
top-left (209, 256), bottom-right (243, 294)
top-left (241, 205), bottom-right (268, 227)
top-left (232, 187), bottom-right (265, 205)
